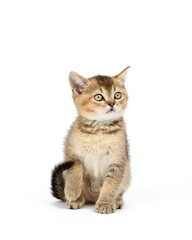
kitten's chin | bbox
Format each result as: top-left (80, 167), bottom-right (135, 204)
top-left (80, 111), bottom-right (124, 122)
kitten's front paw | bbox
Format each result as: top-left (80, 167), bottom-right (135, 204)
top-left (66, 195), bottom-right (85, 209)
top-left (65, 185), bottom-right (81, 202)
top-left (95, 201), bottom-right (116, 214)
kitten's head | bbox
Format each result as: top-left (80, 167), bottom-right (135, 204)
top-left (68, 67), bottom-right (130, 121)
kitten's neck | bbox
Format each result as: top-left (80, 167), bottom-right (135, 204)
top-left (77, 116), bottom-right (124, 134)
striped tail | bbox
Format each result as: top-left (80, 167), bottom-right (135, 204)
top-left (51, 161), bottom-right (74, 200)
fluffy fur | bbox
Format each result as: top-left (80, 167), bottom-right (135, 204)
top-left (51, 67), bottom-right (131, 213)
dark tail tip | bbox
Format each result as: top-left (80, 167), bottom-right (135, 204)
top-left (51, 161), bottom-right (74, 200)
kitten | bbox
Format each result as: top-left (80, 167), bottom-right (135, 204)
top-left (51, 67), bottom-right (131, 214)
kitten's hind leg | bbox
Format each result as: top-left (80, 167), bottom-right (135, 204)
top-left (116, 195), bottom-right (124, 209)
top-left (66, 194), bottom-right (85, 209)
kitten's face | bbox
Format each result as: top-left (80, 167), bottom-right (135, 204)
top-left (69, 67), bottom-right (130, 121)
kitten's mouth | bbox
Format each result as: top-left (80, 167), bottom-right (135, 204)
top-left (106, 108), bottom-right (115, 114)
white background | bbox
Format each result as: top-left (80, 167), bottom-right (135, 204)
top-left (0, 0), bottom-right (192, 239)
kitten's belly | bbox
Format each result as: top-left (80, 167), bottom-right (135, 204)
top-left (74, 135), bottom-right (114, 179)
top-left (77, 147), bottom-right (110, 179)
top-left (82, 183), bottom-right (99, 203)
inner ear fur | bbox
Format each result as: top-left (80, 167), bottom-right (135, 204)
top-left (69, 72), bottom-right (89, 94)
top-left (113, 66), bottom-right (131, 85)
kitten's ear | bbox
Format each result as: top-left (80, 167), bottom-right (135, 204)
top-left (69, 72), bottom-right (88, 94)
top-left (113, 66), bottom-right (131, 85)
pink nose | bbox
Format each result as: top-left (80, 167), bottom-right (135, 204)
top-left (108, 102), bottom-right (115, 107)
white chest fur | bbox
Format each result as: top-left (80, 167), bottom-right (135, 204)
top-left (71, 133), bottom-right (118, 179)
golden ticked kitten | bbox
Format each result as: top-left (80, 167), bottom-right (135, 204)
top-left (51, 67), bottom-right (131, 214)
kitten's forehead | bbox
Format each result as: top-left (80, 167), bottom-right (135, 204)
top-left (88, 75), bottom-right (114, 92)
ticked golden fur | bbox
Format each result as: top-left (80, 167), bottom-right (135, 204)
top-left (51, 67), bottom-right (131, 214)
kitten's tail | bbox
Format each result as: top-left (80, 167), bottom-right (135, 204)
top-left (51, 161), bottom-right (74, 201)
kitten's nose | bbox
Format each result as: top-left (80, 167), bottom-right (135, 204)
top-left (107, 102), bottom-right (115, 108)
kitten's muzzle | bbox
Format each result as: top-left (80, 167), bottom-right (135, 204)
top-left (106, 106), bottom-right (116, 114)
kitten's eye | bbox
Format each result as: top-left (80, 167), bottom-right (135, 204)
top-left (114, 92), bottom-right (122, 100)
top-left (94, 94), bottom-right (104, 101)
